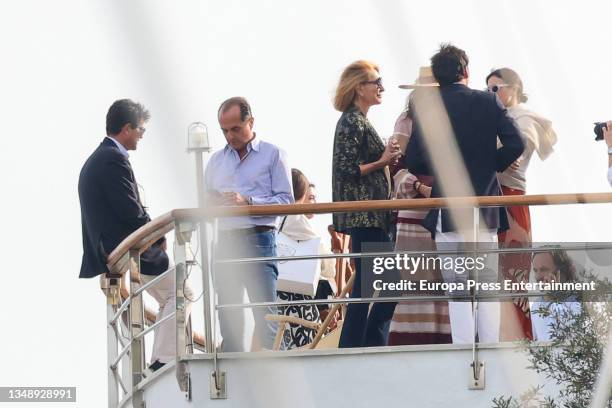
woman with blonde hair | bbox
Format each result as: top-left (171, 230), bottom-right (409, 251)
top-left (332, 60), bottom-right (402, 348)
top-left (486, 67), bottom-right (558, 341)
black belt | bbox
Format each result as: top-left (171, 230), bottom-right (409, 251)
top-left (220, 225), bottom-right (276, 236)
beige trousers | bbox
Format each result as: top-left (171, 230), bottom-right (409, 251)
top-left (141, 270), bottom-right (194, 364)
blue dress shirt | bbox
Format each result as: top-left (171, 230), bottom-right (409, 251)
top-left (105, 136), bottom-right (129, 158)
top-left (204, 137), bottom-right (293, 230)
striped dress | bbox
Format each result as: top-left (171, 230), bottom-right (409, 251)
top-left (388, 170), bottom-right (452, 345)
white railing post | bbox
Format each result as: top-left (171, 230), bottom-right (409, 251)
top-left (191, 127), bottom-right (214, 354)
top-left (209, 219), bottom-right (226, 399)
top-left (106, 305), bottom-right (119, 408)
top-left (174, 221), bottom-right (196, 397)
top-left (128, 250), bottom-right (146, 407)
top-left (102, 275), bottom-right (121, 408)
top-left (200, 220), bottom-right (214, 352)
top-left (469, 206), bottom-right (485, 390)
top-left (119, 308), bottom-right (131, 397)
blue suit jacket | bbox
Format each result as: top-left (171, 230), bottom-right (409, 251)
top-left (78, 138), bottom-right (168, 278)
top-left (403, 84), bottom-right (525, 237)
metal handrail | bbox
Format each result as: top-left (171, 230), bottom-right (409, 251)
top-left (106, 192), bottom-right (612, 275)
top-left (215, 291), bottom-right (609, 310)
top-left (133, 312), bottom-right (176, 341)
top-left (132, 267), bottom-right (176, 297)
top-left (171, 192), bottom-right (612, 220)
top-left (111, 342), bottom-right (132, 370)
top-left (112, 369), bottom-right (128, 395)
top-left (102, 192), bottom-right (612, 352)
top-left (214, 243), bottom-right (612, 265)
top-left (102, 191), bottom-right (612, 407)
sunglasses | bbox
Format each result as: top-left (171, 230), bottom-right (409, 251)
top-left (487, 84), bottom-right (510, 93)
top-left (363, 77), bottom-right (384, 88)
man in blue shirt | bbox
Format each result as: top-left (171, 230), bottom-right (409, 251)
top-left (204, 96), bottom-right (293, 351)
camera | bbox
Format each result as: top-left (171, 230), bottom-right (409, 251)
top-left (593, 122), bottom-right (608, 141)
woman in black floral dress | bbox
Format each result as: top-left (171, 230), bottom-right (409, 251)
top-left (332, 60), bottom-right (402, 348)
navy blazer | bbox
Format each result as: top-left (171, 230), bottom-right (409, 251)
top-left (403, 83), bottom-right (525, 236)
top-left (78, 138), bottom-right (168, 278)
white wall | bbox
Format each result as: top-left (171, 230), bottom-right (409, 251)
top-left (1, 1), bottom-right (611, 406)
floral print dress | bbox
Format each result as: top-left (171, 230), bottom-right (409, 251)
top-left (332, 105), bottom-right (392, 233)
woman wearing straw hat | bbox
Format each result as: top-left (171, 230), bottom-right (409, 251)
top-left (387, 67), bottom-right (452, 345)
top-left (332, 60), bottom-right (402, 348)
top-left (486, 67), bottom-right (558, 341)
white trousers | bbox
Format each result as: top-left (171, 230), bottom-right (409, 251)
top-left (435, 215), bottom-right (500, 344)
top-left (141, 270), bottom-right (194, 364)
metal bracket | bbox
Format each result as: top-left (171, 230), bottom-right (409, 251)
top-left (132, 390), bottom-right (146, 408)
top-left (101, 275), bottom-right (121, 305)
top-left (210, 370), bottom-right (227, 399)
top-left (176, 361), bottom-right (191, 400)
top-left (183, 372), bottom-right (192, 401)
top-left (176, 222), bottom-right (196, 245)
top-left (468, 361), bottom-right (485, 390)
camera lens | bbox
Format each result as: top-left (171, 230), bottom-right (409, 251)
top-left (593, 122), bottom-right (607, 141)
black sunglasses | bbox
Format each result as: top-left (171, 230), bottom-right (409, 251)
top-left (487, 84), bottom-right (509, 93)
top-left (363, 77), bottom-right (383, 88)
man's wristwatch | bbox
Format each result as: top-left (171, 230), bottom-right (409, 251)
top-left (608, 146), bottom-right (612, 155)
top-left (247, 196), bottom-right (253, 205)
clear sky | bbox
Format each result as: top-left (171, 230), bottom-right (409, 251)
top-left (1, 1), bottom-right (612, 406)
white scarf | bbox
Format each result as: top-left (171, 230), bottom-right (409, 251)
top-left (507, 104), bottom-right (557, 160)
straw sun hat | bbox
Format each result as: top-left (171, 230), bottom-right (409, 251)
top-left (398, 66), bottom-right (439, 89)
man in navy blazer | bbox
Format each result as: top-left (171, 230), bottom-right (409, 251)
top-left (78, 99), bottom-right (167, 279)
top-left (404, 44), bottom-right (524, 236)
top-left (78, 99), bottom-right (183, 372)
top-left (404, 44), bottom-right (524, 344)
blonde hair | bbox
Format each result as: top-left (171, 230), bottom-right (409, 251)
top-left (333, 60), bottom-right (380, 112)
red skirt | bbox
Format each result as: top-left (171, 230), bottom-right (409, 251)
top-left (498, 185), bottom-right (533, 341)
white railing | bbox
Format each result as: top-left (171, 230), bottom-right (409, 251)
top-left (100, 192), bottom-right (612, 408)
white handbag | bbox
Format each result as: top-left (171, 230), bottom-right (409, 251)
top-left (276, 232), bottom-right (321, 296)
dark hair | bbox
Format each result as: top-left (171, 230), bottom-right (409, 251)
top-left (533, 247), bottom-right (577, 283)
top-left (486, 68), bottom-right (528, 103)
top-left (218, 96), bottom-right (252, 121)
top-left (430, 43), bottom-right (469, 86)
top-left (291, 168), bottom-right (310, 202)
top-left (106, 99), bottom-right (150, 136)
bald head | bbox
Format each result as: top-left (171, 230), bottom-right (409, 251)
top-left (217, 96), bottom-right (252, 122)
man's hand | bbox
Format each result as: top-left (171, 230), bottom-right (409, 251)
top-left (604, 121), bottom-right (612, 148)
top-left (220, 191), bottom-right (249, 206)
